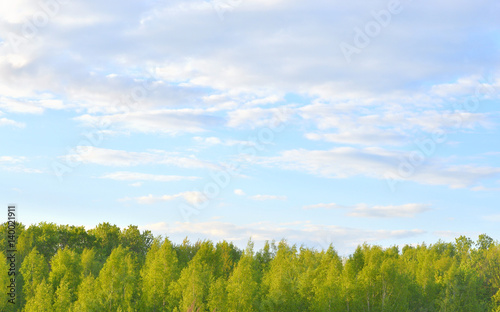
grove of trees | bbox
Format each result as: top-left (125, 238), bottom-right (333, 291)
top-left (2, 222), bottom-right (500, 311)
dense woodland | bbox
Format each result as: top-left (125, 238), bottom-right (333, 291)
top-left (1, 222), bottom-right (500, 311)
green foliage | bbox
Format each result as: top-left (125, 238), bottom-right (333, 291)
top-left (49, 248), bottom-right (82, 301)
top-left (20, 248), bottom-right (49, 302)
top-left (171, 241), bottom-right (217, 311)
top-left (141, 237), bottom-right (180, 311)
top-left (97, 246), bottom-right (139, 311)
top-left (18, 222), bottom-right (59, 262)
top-left (24, 279), bottom-right (53, 312)
top-left (9, 223), bottom-right (500, 311)
top-left (53, 280), bottom-right (72, 312)
top-left (226, 242), bottom-right (259, 311)
top-left (87, 222), bottom-right (121, 260)
top-left (121, 225), bottom-right (153, 263)
top-left (80, 248), bottom-right (101, 278)
top-left (208, 277), bottom-right (227, 311)
top-left (261, 240), bottom-right (303, 310)
top-left (73, 275), bottom-right (101, 311)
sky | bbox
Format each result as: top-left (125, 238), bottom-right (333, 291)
top-left (0, 0), bottom-right (499, 255)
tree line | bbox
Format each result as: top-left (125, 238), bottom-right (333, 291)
top-left (1, 222), bottom-right (500, 311)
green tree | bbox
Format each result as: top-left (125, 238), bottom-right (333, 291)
top-left (356, 245), bottom-right (385, 311)
top-left (208, 277), bottom-right (227, 311)
top-left (20, 248), bottom-right (49, 303)
top-left (141, 237), bottom-right (180, 311)
top-left (18, 222), bottom-right (60, 262)
top-left (484, 245), bottom-right (500, 310)
top-left (342, 245), bottom-right (366, 311)
top-left (53, 280), bottom-right (73, 312)
top-left (310, 246), bottom-right (343, 312)
top-left (226, 242), bottom-right (259, 312)
top-left (214, 240), bottom-right (241, 279)
top-left (73, 275), bottom-right (101, 311)
top-left (440, 262), bottom-right (487, 312)
top-left (97, 246), bottom-right (139, 311)
top-left (88, 222), bottom-right (121, 260)
top-left (121, 225), bottom-right (153, 262)
top-left (261, 240), bottom-right (301, 310)
top-left (170, 241), bottom-right (216, 311)
top-left (24, 278), bottom-right (53, 312)
top-left (80, 248), bottom-right (101, 277)
top-left (174, 237), bottom-right (200, 270)
top-left (476, 234), bottom-right (494, 251)
top-left (58, 224), bottom-right (93, 252)
top-left (49, 248), bottom-right (82, 301)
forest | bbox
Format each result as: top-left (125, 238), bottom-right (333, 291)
top-left (1, 222), bottom-right (500, 312)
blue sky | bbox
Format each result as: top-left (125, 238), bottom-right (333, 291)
top-left (0, 0), bottom-right (499, 254)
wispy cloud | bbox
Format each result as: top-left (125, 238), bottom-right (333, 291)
top-left (233, 188), bottom-right (286, 200)
top-left (250, 194), bottom-right (287, 201)
top-left (139, 220), bottom-right (426, 254)
top-left (62, 146), bottom-right (219, 169)
top-left (303, 203), bottom-right (347, 210)
top-left (234, 189), bottom-right (246, 196)
top-left (75, 109), bottom-right (223, 134)
top-left (303, 202), bottom-right (431, 218)
top-left (193, 136), bottom-right (257, 147)
top-left (348, 203), bottom-right (432, 218)
top-left (258, 147), bottom-right (500, 189)
top-left (100, 171), bottom-right (200, 182)
top-left (0, 156), bottom-right (43, 173)
top-left (0, 156), bottom-right (25, 164)
top-left (0, 117), bottom-right (25, 128)
top-left (120, 191), bottom-right (207, 205)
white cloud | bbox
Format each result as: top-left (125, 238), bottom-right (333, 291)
top-left (471, 186), bottom-right (500, 192)
top-left (0, 156), bottom-right (43, 173)
top-left (482, 214), bottom-right (500, 222)
top-left (348, 203), bottom-right (431, 218)
top-left (120, 191), bottom-right (207, 205)
top-left (100, 171), bottom-right (200, 182)
top-left (0, 156), bottom-right (44, 173)
top-left (258, 147), bottom-right (500, 189)
top-left (430, 75), bottom-right (499, 99)
top-left (432, 230), bottom-right (473, 238)
top-left (0, 95), bottom-right (65, 114)
top-left (305, 131), bottom-right (407, 146)
top-left (227, 106), bottom-right (293, 129)
top-left (0, 156), bottom-right (25, 164)
top-left (139, 220), bottom-right (426, 255)
top-left (62, 146), bottom-right (219, 169)
top-left (0, 0), bottom-right (497, 142)
top-left (193, 136), bottom-right (256, 147)
top-left (303, 202), bottom-right (431, 218)
top-left (303, 203), bottom-right (347, 210)
top-left (250, 194), bottom-right (287, 201)
top-left (233, 189), bottom-right (287, 201)
top-left (299, 99), bottom-right (493, 147)
top-left (75, 109), bottom-right (223, 134)
top-left (0, 117), bottom-right (25, 128)
top-left (234, 189), bottom-right (246, 196)
top-left (245, 95), bottom-right (283, 106)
